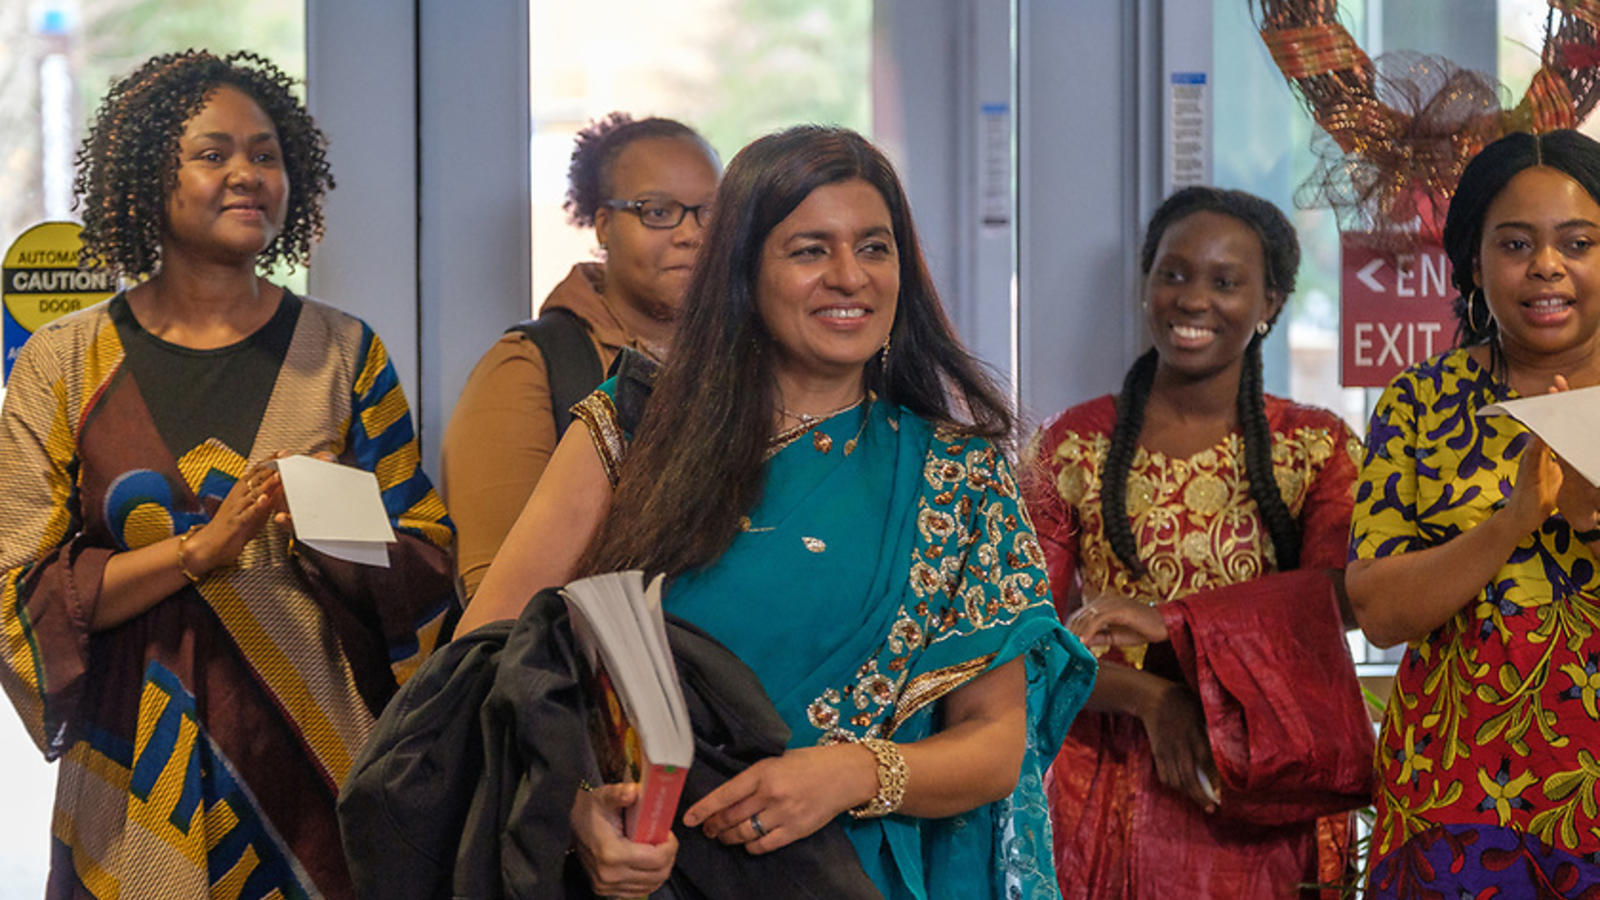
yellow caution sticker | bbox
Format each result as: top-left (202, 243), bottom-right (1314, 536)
top-left (3, 221), bottom-right (118, 381)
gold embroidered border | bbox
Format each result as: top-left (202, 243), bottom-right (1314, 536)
top-left (572, 392), bottom-right (626, 486)
top-left (885, 652), bottom-right (995, 738)
top-left (765, 419), bottom-right (822, 459)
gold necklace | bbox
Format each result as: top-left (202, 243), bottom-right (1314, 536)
top-left (777, 393), bottom-right (867, 425)
top-left (768, 392), bottom-right (874, 458)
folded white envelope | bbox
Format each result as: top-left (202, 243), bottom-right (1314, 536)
top-left (271, 455), bottom-right (396, 567)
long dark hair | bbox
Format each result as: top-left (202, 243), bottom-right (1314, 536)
top-left (1443, 129), bottom-right (1600, 374)
top-left (1101, 186), bottom-right (1303, 576)
top-left (74, 50), bottom-right (333, 277)
top-left (581, 125), bottom-right (1014, 578)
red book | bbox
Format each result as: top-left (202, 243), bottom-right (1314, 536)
top-left (565, 571), bottom-right (694, 845)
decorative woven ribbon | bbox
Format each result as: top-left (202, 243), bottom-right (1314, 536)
top-left (1505, 66), bottom-right (1578, 134)
top-left (1555, 0), bottom-right (1600, 30)
top-left (1255, 0), bottom-right (1600, 249)
top-left (1263, 24), bottom-right (1369, 81)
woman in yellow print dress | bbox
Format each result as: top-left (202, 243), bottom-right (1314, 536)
top-left (1349, 129), bottom-right (1600, 898)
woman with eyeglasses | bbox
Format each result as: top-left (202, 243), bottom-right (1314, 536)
top-left (442, 113), bottom-right (720, 601)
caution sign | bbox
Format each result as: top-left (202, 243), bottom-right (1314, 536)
top-left (3, 222), bottom-right (117, 383)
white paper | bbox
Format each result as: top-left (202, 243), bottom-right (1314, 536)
top-left (271, 455), bottom-right (396, 567)
top-left (1478, 385), bottom-right (1600, 485)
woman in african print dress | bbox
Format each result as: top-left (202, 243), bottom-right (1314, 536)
top-left (0, 52), bottom-right (455, 898)
top-left (1349, 129), bottom-right (1600, 898)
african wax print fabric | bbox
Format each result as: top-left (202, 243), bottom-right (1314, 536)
top-left (576, 387), bottom-right (1097, 900)
top-left (1025, 393), bottom-right (1366, 899)
top-left (1354, 350), bottom-right (1600, 899)
top-left (0, 294), bottom-right (456, 899)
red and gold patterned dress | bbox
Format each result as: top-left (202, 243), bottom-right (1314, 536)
top-left (1023, 393), bottom-right (1372, 899)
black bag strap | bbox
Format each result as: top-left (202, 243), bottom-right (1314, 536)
top-left (504, 307), bottom-right (604, 439)
top-left (607, 347), bottom-right (659, 435)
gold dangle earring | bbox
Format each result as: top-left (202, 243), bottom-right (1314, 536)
top-left (879, 332), bottom-right (892, 375)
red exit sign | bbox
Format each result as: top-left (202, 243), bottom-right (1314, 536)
top-left (1340, 234), bottom-right (1458, 388)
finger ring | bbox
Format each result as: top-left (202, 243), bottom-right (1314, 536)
top-left (749, 813), bottom-right (768, 838)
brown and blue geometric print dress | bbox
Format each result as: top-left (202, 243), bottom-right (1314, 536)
top-left (1354, 349), bottom-right (1600, 899)
top-left (0, 292), bottom-right (456, 899)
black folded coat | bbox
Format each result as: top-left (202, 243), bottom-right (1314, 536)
top-left (337, 589), bottom-right (882, 900)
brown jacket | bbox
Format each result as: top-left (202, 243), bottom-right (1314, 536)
top-left (441, 263), bottom-right (651, 597)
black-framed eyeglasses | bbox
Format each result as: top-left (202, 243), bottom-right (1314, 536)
top-left (603, 198), bottom-right (712, 230)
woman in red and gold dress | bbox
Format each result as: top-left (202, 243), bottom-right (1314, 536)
top-left (1023, 186), bottom-right (1374, 898)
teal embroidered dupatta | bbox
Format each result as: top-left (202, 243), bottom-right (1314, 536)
top-left (661, 400), bottom-right (1097, 899)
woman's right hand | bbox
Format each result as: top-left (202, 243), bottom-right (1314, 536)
top-left (184, 463), bottom-right (281, 575)
top-left (1068, 595), bottom-right (1168, 648)
top-left (1140, 680), bottom-right (1219, 814)
top-left (570, 783), bottom-right (677, 897)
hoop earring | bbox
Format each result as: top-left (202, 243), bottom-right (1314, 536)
top-left (1468, 288), bottom-right (1492, 335)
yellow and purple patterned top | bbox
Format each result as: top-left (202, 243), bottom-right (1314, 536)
top-left (1354, 349), bottom-right (1600, 870)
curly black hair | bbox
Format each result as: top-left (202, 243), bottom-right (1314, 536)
top-left (1102, 187), bottom-right (1302, 577)
top-left (73, 49), bottom-right (334, 277)
top-left (562, 112), bottom-right (715, 227)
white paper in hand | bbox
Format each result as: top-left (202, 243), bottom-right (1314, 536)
top-left (1478, 385), bottom-right (1600, 486)
top-left (272, 455), bottom-right (396, 567)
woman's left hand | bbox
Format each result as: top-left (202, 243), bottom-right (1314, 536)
top-left (1548, 376), bottom-right (1600, 534)
top-left (681, 743), bottom-right (876, 854)
top-left (1068, 595), bottom-right (1168, 648)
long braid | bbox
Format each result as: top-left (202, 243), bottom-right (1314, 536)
top-left (1237, 336), bottom-right (1301, 569)
top-left (1102, 349), bottom-right (1159, 575)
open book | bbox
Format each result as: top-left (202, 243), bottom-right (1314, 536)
top-left (562, 570), bottom-right (693, 844)
top-left (1478, 385), bottom-right (1600, 485)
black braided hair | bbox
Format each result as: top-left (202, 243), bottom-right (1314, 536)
top-left (1101, 186), bottom-right (1302, 576)
top-left (1443, 129), bottom-right (1600, 378)
top-left (562, 112), bottom-right (717, 227)
top-left (74, 50), bottom-right (333, 277)
top-left (1236, 334), bottom-right (1301, 570)
top-left (1102, 348), bottom-right (1158, 575)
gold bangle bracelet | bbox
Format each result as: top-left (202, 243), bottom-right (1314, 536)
top-left (176, 527), bottom-right (203, 584)
top-left (848, 737), bottom-right (908, 819)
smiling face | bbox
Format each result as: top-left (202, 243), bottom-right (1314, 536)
top-left (161, 85), bottom-right (288, 267)
top-left (594, 135), bottom-right (721, 321)
top-left (755, 178), bottom-right (899, 390)
top-left (1475, 165), bottom-right (1600, 367)
top-left (1143, 209), bottom-right (1281, 384)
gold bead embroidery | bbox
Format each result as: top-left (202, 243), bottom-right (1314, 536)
top-left (813, 430), bottom-right (833, 453)
top-left (802, 536), bottom-right (826, 553)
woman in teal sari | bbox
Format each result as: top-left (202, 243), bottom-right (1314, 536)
top-left (458, 125), bottom-right (1095, 898)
